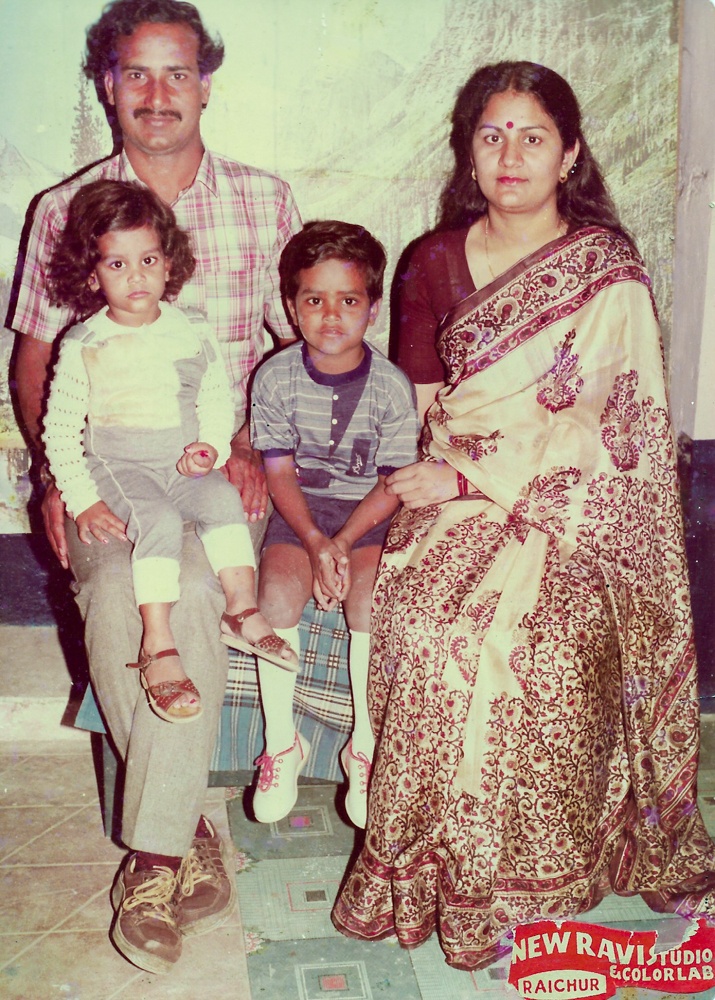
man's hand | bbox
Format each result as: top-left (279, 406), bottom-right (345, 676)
top-left (41, 483), bottom-right (71, 569)
top-left (75, 500), bottom-right (128, 546)
top-left (221, 425), bottom-right (268, 522)
top-left (177, 441), bottom-right (217, 478)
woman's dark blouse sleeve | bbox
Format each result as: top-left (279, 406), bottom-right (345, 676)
top-left (394, 228), bottom-right (475, 384)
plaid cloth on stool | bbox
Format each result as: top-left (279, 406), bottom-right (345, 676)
top-left (75, 604), bottom-right (353, 783)
top-left (211, 605), bottom-right (352, 781)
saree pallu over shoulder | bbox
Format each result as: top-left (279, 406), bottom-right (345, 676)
top-left (436, 225), bottom-right (653, 380)
top-left (332, 226), bottom-right (715, 970)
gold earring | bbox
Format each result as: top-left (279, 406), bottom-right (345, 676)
top-left (471, 167), bottom-right (477, 182)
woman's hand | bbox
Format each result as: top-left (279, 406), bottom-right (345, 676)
top-left (75, 501), bottom-right (128, 546)
top-left (385, 461), bottom-right (458, 509)
top-left (177, 442), bottom-right (217, 478)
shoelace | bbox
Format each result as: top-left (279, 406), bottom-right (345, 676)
top-left (177, 847), bottom-right (213, 896)
top-left (254, 751), bottom-right (278, 791)
top-left (122, 866), bottom-right (176, 924)
top-left (352, 750), bottom-right (372, 786)
top-left (254, 737), bottom-right (300, 792)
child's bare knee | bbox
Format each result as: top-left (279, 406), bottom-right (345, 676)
top-left (258, 575), bottom-right (302, 627)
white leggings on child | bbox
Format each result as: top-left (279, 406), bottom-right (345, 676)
top-left (257, 626), bottom-right (374, 758)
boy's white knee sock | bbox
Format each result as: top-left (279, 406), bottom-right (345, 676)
top-left (257, 625), bottom-right (300, 755)
top-left (348, 630), bottom-right (375, 758)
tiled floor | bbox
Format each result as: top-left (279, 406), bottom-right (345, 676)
top-left (0, 739), bottom-right (249, 999)
top-left (228, 774), bottom-right (715, 1000)
top-left (2, 645), bottom-right (715, 999)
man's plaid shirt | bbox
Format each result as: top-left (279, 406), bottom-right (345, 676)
top-left (10, 148), bottom-right (301, 424)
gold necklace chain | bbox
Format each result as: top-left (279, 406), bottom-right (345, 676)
top-left (484, 216), bottom-right (566, 282)
top-left (483, 217), bottom-right (496, 281)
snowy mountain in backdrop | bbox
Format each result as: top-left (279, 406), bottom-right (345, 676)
top-left (0, 134), bottom-right (64, 273)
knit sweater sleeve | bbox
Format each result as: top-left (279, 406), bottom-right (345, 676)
top-left (194, 321), bottom-right (235, 467)
top-left (43, 334), bottom-right (102, 518)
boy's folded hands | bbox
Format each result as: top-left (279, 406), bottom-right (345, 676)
top-left (308, 534), bottom-right (351, 611)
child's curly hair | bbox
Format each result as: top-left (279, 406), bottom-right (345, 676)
top-left (46, 179), bottom-right (196, 320)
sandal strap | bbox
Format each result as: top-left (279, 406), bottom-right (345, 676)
top-left (221, 609), bottom-right (260, 633)
top-left (221, 611), bottom-right (294, 657)
top-left (127, 647), bottom-right (180, 670)
top-left (150, 677), bottom-right (201, 700)
top-left (148, 676), bottom-right (201, 715)
top-left (253, 634), bottom-right (293, 657)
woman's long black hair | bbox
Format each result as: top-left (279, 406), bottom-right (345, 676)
top-left (437, 61), bottom-right (632, 243)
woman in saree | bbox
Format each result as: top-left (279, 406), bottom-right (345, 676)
top-left (332, 61), bottom-right (715, 969)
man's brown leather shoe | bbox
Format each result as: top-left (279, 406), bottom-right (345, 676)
top-left (110, 855), bottom-right (182, 974)
top-left (176, 816), bottom-right (236, 936)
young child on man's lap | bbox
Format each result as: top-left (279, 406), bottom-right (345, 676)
top-left (43, 180), bottom-right (296, 727)
top-left (250, 220), bottom-right (418, 827)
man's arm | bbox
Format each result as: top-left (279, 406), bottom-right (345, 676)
top-left (15, 333), bottom-right (71, 567)
top-left (224, 177), bottom-right (301, 508)
top-left (10, 186), bottom-right (77, 566)
top-left (14, 334), bottom-right (53, 457)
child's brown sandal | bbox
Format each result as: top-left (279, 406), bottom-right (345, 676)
top-left (127, 648), bottom-right (203, 723)
top-left (220, 609), bottom-right (298, 672)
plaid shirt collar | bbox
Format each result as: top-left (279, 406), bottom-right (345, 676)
top-left (116, 146), bottom-right (220, 201)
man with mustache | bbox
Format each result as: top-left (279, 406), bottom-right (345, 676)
top-left (9, 0), bottom-right (300, 975)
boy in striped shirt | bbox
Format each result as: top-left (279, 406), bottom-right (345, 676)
top-left (249, 221), bottom-right (418, 828)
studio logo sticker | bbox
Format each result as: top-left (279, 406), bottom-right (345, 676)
top-left (508, 918), bottom-right (715, 999)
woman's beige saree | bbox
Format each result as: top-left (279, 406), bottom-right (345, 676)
top-left (333, 227), bottom-right (715, 969)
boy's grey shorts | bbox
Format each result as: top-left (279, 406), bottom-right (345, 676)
top-left (262, 493), bottom-right (393, 552)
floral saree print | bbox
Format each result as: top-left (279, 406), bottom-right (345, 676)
top-left (333, 227), bottom-right (715, 969)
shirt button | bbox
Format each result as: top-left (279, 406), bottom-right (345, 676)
top-left (333, 394), bottom-right (339, 400)
top-left (331, 418), bottom-right (337, 425)
top-left (329, 439), bottom-right (334, 446)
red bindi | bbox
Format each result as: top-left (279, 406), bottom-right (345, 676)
top-left (506, 121), bottom-right (514, 129)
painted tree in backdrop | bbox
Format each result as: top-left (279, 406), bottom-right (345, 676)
top-left (71, 72), bottom-right (105, 169)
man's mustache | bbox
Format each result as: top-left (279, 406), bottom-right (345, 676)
top-left (133, 108), bottom-right (182, 121)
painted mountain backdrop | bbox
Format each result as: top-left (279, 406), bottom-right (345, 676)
top-left (0, 0), bottom-right (678, 530)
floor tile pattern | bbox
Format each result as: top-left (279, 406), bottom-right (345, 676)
top-left (0, 741), bottom-right (248, 1000)
top-left (229, 779), bottom-right (715, 1000)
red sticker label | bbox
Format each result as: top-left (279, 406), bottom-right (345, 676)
top-left (508, 918), bottom-right (715, 998)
